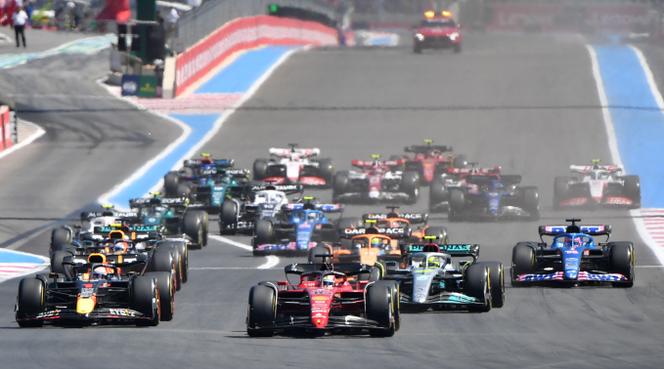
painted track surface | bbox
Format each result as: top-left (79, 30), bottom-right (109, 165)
top-left (1, 34), bottom-right (663, 369)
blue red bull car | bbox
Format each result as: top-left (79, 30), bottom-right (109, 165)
top-left (252, 199), bottom-right (343, 256)
top-left (511, 219), bottom-right (634, 287)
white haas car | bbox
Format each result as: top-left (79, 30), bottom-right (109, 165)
top-left (252, 144), bottom-right (334, 187)
top-left (219, 184), bottom-right (302, 235)
top-left (554, 161), bottom-right (640, 209)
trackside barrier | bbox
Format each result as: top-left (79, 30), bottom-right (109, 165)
top-left (174, 15), bottom-right (338, 97)
top-left (0, 106), bottom-right (13, 151)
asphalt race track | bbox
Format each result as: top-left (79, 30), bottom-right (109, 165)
top-left (1, 33), bottom-right (663, 369)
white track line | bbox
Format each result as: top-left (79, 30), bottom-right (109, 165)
top-left (586, 44), bottom-right (664, 266)
top-left (209, 235), bottom-right (281, 270)
top-left (0, 120), bottom-right (45, 160)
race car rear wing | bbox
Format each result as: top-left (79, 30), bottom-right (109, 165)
top-left (183, 158), bottom-right (234, 168)
top-left (284, 203), bottom-right (343, 213)
top-left (285, 262), bottom-right (373, 276)
top-left (351, 159), bottom-right (404, 168)
top-left (403, 243), bottom-right (480, 259)
top-left (569, 164), bottom-right (621, 174)
top-left (80, 211), bottom-right (138, 222)
top-left (269, 147), bottom-right (320, 158)
top-left (340, 226), bottom-right (408, 239)
top-left (538, 225), bottom-right (612, 237)
top-left (363, 211), bottom-right (428, 224)
top-left (249, 183), bottom-right (304, 194)
top-left (404, 144), bottom-right (452, 154)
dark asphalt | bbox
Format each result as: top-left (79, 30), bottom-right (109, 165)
top-left (0, 32), bottom-right (663, 369)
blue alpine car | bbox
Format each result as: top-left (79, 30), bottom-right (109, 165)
top-left (252, 198), bottom-right (342, 255)
top-left (511, 219), bottom-right (634, 287)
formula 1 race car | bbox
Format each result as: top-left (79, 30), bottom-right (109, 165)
top-left (554, 160), bottom-right (640, 209)
top-left (385, 242), bottom-right (503, 312)
top-left (253, 144), bottom-right (334, 187)
top-left (413, 10), bottom-right (462, 54)
top-left (128, 195), bottom-right (209, 247)
top-left (50, 223), bottom-right (189, 292)
top-left (15, 253), bottom-right (174, 327)
top-left (252, 199), bottom-right (343, 255)
top-left (163, 153), bottom-right (235, 197)
top-left (511, 219), bottom-right (635, 287)
top-left (246, 262), bottom-right (399, 337)
top-left (446, 173), bottom-right (540, 221)
top-left (333, 155), bottom-right (420, 204)
top-left (429, 165), bottom-right (502, 212)
top-left (362, 206), bottom-right (449, 243)
top-left (393, 139), bottom-right (467, 185)
top-left (219, 184), bottom-right (303, 235)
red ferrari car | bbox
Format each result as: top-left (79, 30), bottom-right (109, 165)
top-left (413, 10), bottom-right (462, 54)
top-left (396, 139), bottom-right (468, 185)
top-left (246, 263), bottom-right (399, 337)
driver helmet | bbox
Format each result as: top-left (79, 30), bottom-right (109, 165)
top-left (322, 274), bottom-right (336, 288)
top-left (371, 237), bottom-right (383, 248)
top-left (200, 152), bottom-right (213, 164)
top-left (427, 256), bottom-right (441, 269)
top-left (307, 212), bottom-right (318, 222)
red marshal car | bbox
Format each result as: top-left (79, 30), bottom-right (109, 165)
top-left (413, 10), bottom-right (462, 54)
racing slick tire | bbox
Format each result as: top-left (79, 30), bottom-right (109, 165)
top-left (413, 42), bottom-right (422, 54)
top-left (132, 276), bottom-right (160, 326)
top-left (429, 177), bottom-right (449, 212)
top-left (622, 175), bottom-right (641, 208)
top-left (50, 250), bottom-right (74, 277)
top-left (255, 219), bottom-right (275, 246)
top-left (452, 154), bottom-right (468, 168)
top-left (219, 201), bottom-right (238, 235)
top-left (521, 187), bottom-right (540, 220)
top-left (454, 43), bottom-right (462, 53)
top-left (308, 244), bottom-right (332, 264)
top-left (424, 226), bottom-right (448, 243)
top-left (367, 281), bottom-right (398, 337)
top-left (183, 209), bottom-right (207, 248)
top-left (145, 271), bottom-right (174, 321)
top-left (156, 241), bottom-right (187, 289)
top-left (16, 278), bottom-right (45, 327)
top-left (253, 159), bottom-right (268, 181)
top-left (609, 242), bottom-right (635, 288)
top-left (448, 189), bottom-right (465, 222)
top-left (332, 171), bottom-right (349, 202)
top-left (318, 158), bottom-right (335, 185)
top-left (400, 171), bottom-right (420, 205)
top-left (163, 172), bottom-right (180, 197)
top-left (175, 182), bottom-right (192, 198)
top-left (475, 262), bottom-right (505, 308)
top-left (50, 227), bottom-right (72, 252)
top-left (511, 242), bottom-right (536, 286)
top-left (553, 176), bottom-right (570, 210)
top-left (464, 263), bottom-right (492, 312)
top-left (247, 285), bottom-right (276, 337)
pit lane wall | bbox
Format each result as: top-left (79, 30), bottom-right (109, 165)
top-left (174, 15), bottom-right (338, 97)
top-left (0, 106), bottom-right (13, 151)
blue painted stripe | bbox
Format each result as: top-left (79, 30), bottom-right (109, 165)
top-left (0, 249), bottom-right (47, 264)
top-left (106, 46), bottom-right (297, 207)
top-left (594, 45), bottom-right (664, 207)
top-left (108, 114), bottom-right (220, 206)
top-left (196, 46), bottom-right (294, 94)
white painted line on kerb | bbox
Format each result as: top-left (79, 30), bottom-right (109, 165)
top-left (209, 235), bottom-right (281, 270)
top-left (0, 120), bottom-right (45, 161)
top-left (586, 45), bottom-right (664, 267)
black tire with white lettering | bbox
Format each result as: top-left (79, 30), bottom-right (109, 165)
top-left (164, 172), bottom-right (180, 197)
top-left (219, 200), bottom-right (238, 235)
top-left (464, 263), bottom-right (491, 312)
top-left (253, 159), bottom-right (268, 180)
